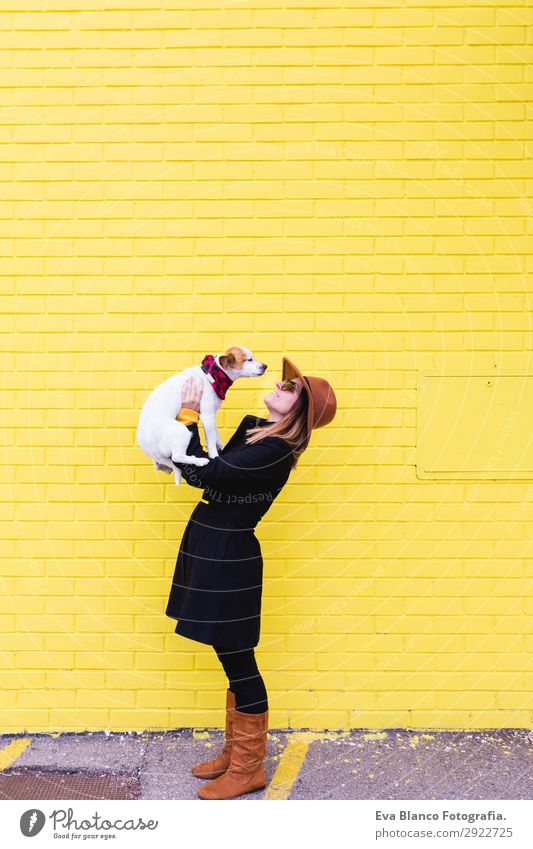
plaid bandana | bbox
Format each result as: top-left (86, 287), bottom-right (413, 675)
top-left (200, 354), bottom-right (234, 400)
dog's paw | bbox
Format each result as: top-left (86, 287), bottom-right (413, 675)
top-left (171, 450), bottom-right (192, 464)
top-left (173, 451), bottom-right (210, 467)
top-left (191, 456), bottom-right (210, 466)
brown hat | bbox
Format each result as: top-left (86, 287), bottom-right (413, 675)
top-left (282, 356), bottom-right (337, 449)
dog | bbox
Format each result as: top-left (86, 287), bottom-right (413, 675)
top-left (136, 346), bottom-right (268, 485)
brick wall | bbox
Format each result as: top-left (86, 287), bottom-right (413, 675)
top-left (1, 1), bottom-right (531, 731)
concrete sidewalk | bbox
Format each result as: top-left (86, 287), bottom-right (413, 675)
top-left (0, 729), bottom-right (531, 800)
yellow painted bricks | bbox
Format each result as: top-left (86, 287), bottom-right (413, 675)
top-left (0, 1), bottom-right (532, 732)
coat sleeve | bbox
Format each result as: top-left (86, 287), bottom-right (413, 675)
top-left (178, 419), bottom-right (242, 461)
top-left (178, 413), bottom-right (251, 460)
top-left (219, 416), bottom-right (251, 455)
top-left (174, 434), bottom-right (292, 494)
top-left (181, 422), bottom-right (209, 460)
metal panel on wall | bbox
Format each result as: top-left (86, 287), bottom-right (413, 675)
top-left (417, 372), bottom-right (533, 479)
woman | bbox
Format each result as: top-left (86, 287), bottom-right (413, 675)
top-left (165, 356), bottom-right (337, 800)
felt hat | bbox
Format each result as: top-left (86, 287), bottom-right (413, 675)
top-left (282, 356), bottom-right (337, 448)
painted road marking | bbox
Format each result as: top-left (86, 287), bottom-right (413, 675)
top-left (0, 738), bottom-right (32, 770)
top-left (266, 731), bottom-right (343, 800)
top-left (266, 738), bottom-right (310, 799)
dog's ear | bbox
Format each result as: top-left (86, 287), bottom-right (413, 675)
top-left (219, 352), bottom-right (236, 369)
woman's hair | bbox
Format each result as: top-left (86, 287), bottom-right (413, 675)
top-left (244, 386), bottom-right (310, 469)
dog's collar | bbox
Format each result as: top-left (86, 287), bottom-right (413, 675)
top-left (200, 354), bottom-right (234, 400)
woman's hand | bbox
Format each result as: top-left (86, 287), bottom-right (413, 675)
top-left (181, 377), bottom-right (203, 413)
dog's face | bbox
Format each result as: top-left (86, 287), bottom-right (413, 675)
top-left (217, 346), bottom-right (267, 379)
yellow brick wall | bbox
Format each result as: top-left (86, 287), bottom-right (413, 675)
top-left (1, 1), bottom-right (532, 732)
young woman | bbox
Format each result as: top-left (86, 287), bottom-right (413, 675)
top-left (165, 356), bottom-right (337, 800)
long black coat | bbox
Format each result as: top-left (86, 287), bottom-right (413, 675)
top-left (165, 414), bottom-right (295, 649)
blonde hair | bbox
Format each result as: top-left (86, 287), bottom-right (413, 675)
top-left (244, 387), bottom-right (310, 469)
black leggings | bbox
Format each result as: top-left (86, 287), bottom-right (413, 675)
top-left (213, 645), bottom-right (268, 714)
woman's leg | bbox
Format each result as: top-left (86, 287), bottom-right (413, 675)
top-left (213, 644), bottom-right (268, 713)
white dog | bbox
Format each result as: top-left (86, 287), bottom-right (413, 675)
top-left (136, 345), bottom-right (268, 485)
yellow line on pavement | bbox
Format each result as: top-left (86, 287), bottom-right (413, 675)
top-left (0, 738), bottom-right (32, 770)
top-left (265, 737), bottom-right (311, 800)
top-left (266, 731), bottom-right (347, 800)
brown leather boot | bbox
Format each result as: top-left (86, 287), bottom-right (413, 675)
top-left (191, 689), bottom-right (236, 779)
top-left (197, 707), bottom-right (268, 800)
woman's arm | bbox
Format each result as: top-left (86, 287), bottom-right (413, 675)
top-left (176, 407), bottom-right (209, 459)
top-left (175, 435), bottom-right (291, 494)
top-left (174, 379), bottom-right (292, 494)
top-left (177, 408), bottom-right (249, 460)
top-left (175, 379), bottom-right (209, 460)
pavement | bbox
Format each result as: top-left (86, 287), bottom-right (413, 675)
top-left (0, 728), bottom-right (531, 800)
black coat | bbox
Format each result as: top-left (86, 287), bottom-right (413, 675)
top-left (165, 414), bottom-right (295, 649)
